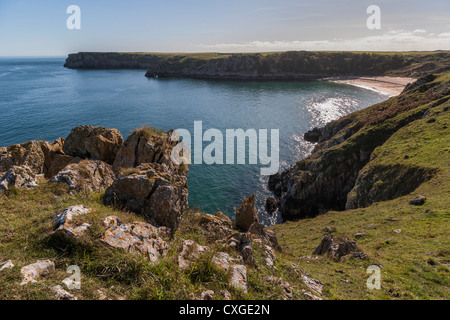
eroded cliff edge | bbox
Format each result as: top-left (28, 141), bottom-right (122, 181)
top-left (269, 73), bottom-right (450, 221)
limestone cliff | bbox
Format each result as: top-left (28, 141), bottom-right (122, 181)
top-left (269, 73), bottom-right (450, 220)
top-left (64, 51), bottom-right (450, 80)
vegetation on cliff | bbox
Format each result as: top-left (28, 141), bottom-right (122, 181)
top-left (64, 51), bottom-right (450, 80)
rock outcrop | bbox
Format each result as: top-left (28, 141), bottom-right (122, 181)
top-left (63, 125), bottom-right (123, 165)
top-left (0, 165), bottom-right (38, 193)
top-left (54, 205), bottom-right (92, 238)
top-left (313, 235), bottom-right (366, 261)
top-left (235, 194), bottom-right (259, 231)
top-left (199, 212), bottom-right (234, 238)
top-left (105, 163), bottom-right (188, 231)
top-left (112, 127), bottom-right (181, 174)
top-left (20, 260), bottom-right (55, 285)
top-left (51, 160), bottom-right (116, 192)
top-left (100, 216), bottom-right (168, 263)
top-left (178, 240), bottom-right (209, 270)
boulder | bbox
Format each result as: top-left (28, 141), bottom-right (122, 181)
top-left (265, 197), bottom-right (278, 214)
top-left (100, 217), bottom-right (168, 263)
top-left (51, 160), bottom-right (115, 192)
top-left (226, 233), bottom-right (256, 267)
top-left (54, 205), bottom-right (92, 238)
top-left (235, 194), bottom-right (259, 231)
top-left (212, 252), bottom-right (237, 272)
top-left (200, 290), bottom-right (214, 300)
top-left (199, 212), bottom-right (233, 238)
top-left (0, 165), bottom-right (38, 193)
top-left (63, 125), bottom-right (123, 165)
top-left (248, 222), bottom-right (282, 252)
top-left (105, 163), bottom-right (188, 231)
top-left (20, 260), bottom-right (55, 285)
top-left (51, 285), bottom-right (77, 300)
top-left (112, 127), bottom-right (183, 174)
top-left (410, 195), bottom-right (426, 205)
top-left (178, 240), bottom-right (208, 270)
top-left (0, 140), bottom-right (46, 174)
top-left (304, 127), bottom-right (323, 143)
top-left (0, 260), bottom-right (14, 271)
top-left (265, 276), bottom-right (293, 300)
top-left (300, 271), bottom-right (324, 295)
top-left (313, 235), bottom-right (366, 260)
top-left (228, 265), bottom-right (248, 293)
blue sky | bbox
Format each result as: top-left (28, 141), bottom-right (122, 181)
top-left (0, 0), bottom-right (449, 56)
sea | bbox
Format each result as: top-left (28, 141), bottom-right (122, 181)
top-left (0, 57), bottom-right (389, 225)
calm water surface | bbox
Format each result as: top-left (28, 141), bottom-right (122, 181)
top-left (0, 57), bottom-right (389, 225)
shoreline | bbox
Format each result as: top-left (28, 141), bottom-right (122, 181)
top-left (325, 76), bottom-right (416, 97)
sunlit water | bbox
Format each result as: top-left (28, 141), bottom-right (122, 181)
top-left (0, 57), bottom-right (389, 225)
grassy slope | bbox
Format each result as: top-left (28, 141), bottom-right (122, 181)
top-left (0, 183), bottom-right (310, 300)
top-left (272, 74), bottom-right (450, 300)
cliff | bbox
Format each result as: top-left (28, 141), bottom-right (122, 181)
top-left (269, 73), bottom-right (450, 220)
top-left (64, 51), bottom-right (450, 80)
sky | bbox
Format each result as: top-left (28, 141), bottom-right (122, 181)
top-left (0, 0), bottom-right (449, 56)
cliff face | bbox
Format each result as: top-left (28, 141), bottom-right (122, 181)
top-left (64, 51), bottom-right (450, 80)
top-left (269, 73), bottom-right (450, 220)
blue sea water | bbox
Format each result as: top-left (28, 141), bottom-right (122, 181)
top-left (0, 57), bottom-right (389, 225)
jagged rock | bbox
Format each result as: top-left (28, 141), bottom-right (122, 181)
top-left (265, 197), bottom-right (278, 214)
top-left (304, 127), bottom-right (323, 143)
top-left (248, 222), bottom-right (282, 252)
top-left (313, 235), bottom-right (366, 260)
top-left (40, 138), bottom-right (74, 178)
top-left (226, 233), bottom-right (256, 267)
top-left (112, 127), bottom-right (183, 174)
top-left (410, 195), bottom-right (426, 205)
top-left (0, 165), bottom-right (38, 193)
top-left (100, 217), bottom-right (168, 263)
top-left (54, 205), bottom-right (92, 238)
top-left (51, 160), bottom-right (115, 192)
top-left (199, 212), bottom-right (233, 238)
top-left (20, 260), bottom-right (55, 285)
top-left (266, 276), bottom-right (293, 300)
top-left (104, 163), bottom-right (188, 231)
top-left (200, 290), bottom-right (214, 300)
top-left (178, 240), bottom-right (208, 270)
top-left (300, 271), bottom-right (323, 295)
top-left (0, 260), bottom-right (14, 271)
top-left (0, 140), bottom-right (46, 174)
top-left (212, 252), bottom-right (241, 272)
top-left (235, 194), bottom-right (259, 231)
top-left (228, 265), bottom-right (247, 293)
top-left (52, 285), bottom-right (77, 300)
top-left (63, 125), bottom-right (123, 165)
top-left (218, 290), bottom-right (232, 300)
top-left (254, 239), bottom-right (276, 267)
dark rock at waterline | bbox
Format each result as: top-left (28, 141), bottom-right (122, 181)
top-left (265, 197), bottom-right (279, 214)
top-left (304, 127), bottom-right (323, 143)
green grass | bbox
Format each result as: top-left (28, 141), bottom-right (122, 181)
top-left (271, 73), bottom-right (450, 300)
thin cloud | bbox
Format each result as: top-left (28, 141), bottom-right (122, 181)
top-left (195, 30), bottom-right (450, 52)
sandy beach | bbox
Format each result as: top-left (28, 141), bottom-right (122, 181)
top-left (326, 76), bottom-right (416, 97)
